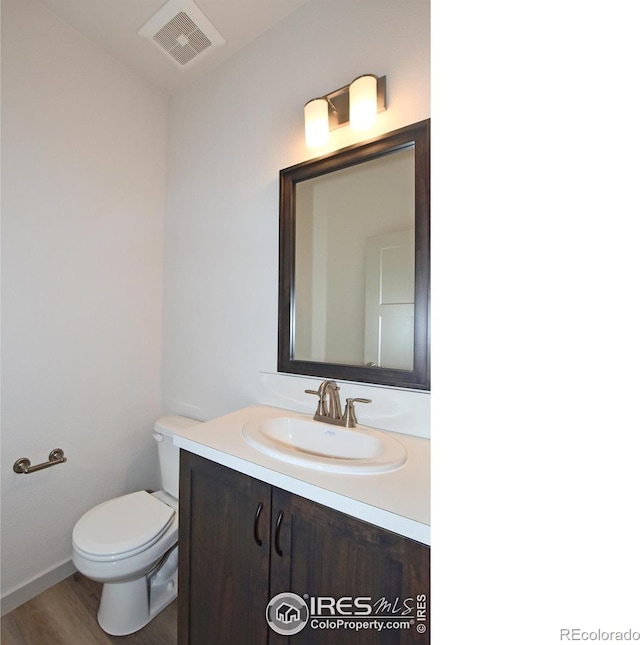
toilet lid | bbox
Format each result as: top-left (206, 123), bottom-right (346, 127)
top-left (72, 491), bottom-right (175, 558)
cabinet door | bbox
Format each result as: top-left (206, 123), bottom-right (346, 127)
top-left (178, 451), bottom-right (272, 645)
top-left (270, 488), bottom-right (430, 645)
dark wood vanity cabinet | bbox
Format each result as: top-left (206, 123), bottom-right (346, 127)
top-left (177, 449), bottom-right (272, 644)
top-left (178, 451), bottom-right (430, 645)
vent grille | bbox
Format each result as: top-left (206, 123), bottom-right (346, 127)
top-left (153, 12), bottom-right (212, 66)
top-left (138, 0), bottom-right (226, 68)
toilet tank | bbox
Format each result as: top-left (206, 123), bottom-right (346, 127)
top-left (154, 415), bottom-right (202, 499)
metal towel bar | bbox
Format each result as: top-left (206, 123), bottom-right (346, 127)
top-left (13, 449), bottom-right (67, 474)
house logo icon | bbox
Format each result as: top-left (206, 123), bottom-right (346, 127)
top-left (276, 602), bottom-right (301, 624)
top-left (266, 592), bottom-right (309, 635)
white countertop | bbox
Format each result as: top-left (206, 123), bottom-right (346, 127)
top-left (172, 404), bottom-right (430, 546)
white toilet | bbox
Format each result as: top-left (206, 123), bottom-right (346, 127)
top-left (72, 415), bottom-right (201, 636)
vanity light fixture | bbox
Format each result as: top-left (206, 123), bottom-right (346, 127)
top-left (304, 98), bottom-right (330, 148)
top-left (303, 75), bottom-right (387, 148)
top-left (349, 75), bottom-right (379, 131)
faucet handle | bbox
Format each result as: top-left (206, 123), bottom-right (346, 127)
top-left (305, 389), bottom-right (324, 417)
top-left (342, 397), bottom-right (372, 428)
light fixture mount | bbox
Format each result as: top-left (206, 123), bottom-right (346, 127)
top-left (325, 75), bottom-right (387, 131)
top-left (303, 75), bottom-right (387, 148)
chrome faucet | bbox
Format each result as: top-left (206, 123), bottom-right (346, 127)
top-left (305, 380), bottom-right (371, 428)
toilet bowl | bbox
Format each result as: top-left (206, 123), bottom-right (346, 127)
top-left (71, 415), bottom-right (201, 636)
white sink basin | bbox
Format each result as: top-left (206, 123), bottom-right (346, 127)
top-left (241, 415), bottom-right (407, 474)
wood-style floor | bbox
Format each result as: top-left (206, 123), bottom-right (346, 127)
top-left (1, 573), bottom-right (177, 645)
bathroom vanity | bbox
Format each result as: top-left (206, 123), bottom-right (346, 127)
top-left (173, 404), bottom-right (430, 644)
top-left (171, 115), bottom-right (430, 644)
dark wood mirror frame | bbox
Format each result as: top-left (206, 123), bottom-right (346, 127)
top-left (278, 119), bottom-right (430, 390)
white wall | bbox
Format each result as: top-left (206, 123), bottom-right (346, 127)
top-left (1, 0), bottom-right (168, 606)
top-left (163, 0), bottom-right (430, 422)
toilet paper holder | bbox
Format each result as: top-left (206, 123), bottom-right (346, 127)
top-left (13, 449), bottom-right (67, 474)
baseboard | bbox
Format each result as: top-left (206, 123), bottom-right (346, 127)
top-left (1, 559), bottom-right (77, 616)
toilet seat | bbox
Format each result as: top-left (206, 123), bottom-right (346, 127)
top-left (73, 491), bottom-right (175, 561)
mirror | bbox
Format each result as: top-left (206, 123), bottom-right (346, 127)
top-left (278, 120), bottom-right (429, 390)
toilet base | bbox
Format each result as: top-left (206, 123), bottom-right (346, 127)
top-left (96, 549), bottom-right (178, 636)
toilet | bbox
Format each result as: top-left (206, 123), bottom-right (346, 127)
top-left (72, 415), bottom-right (201, 636)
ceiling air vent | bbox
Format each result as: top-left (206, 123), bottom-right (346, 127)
top-left (138, 0), bottom-right (225, 68)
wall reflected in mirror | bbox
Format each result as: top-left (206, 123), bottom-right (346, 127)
top-left (293, 147), bottom-right (416, 370)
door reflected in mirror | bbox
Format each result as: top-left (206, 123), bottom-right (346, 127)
top-left (278, 120), bottom-right (429, 390)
